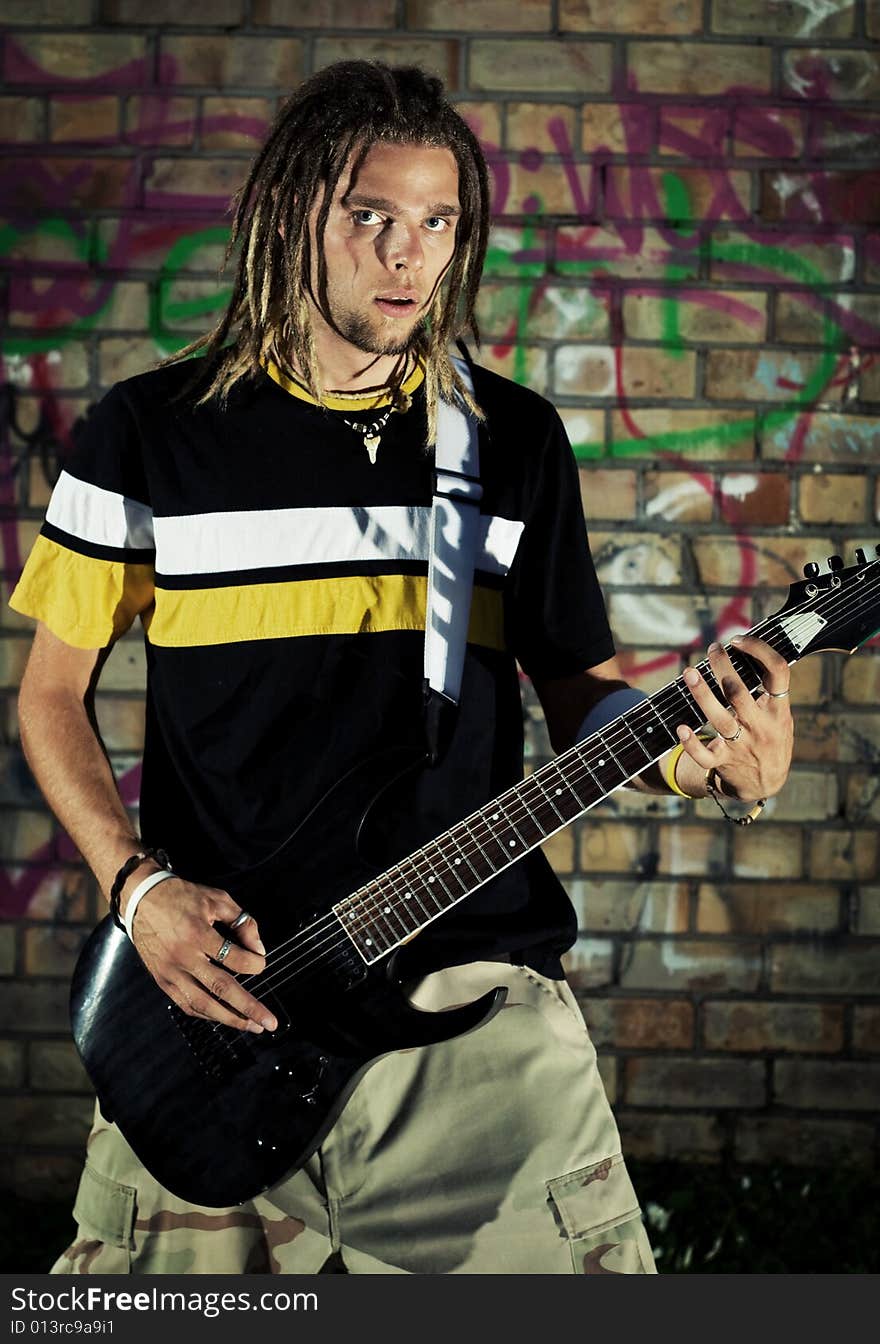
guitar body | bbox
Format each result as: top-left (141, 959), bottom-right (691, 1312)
top-left (70, 748), bottom-right (506, 1207)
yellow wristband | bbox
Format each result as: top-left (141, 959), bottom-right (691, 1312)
top-left (664, 743), bottom-right (695, 798)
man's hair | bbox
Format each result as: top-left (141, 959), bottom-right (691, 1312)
top-left (175, 61), bottom-right (490, 437)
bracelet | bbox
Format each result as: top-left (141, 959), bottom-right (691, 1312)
top-left (705, 768), bottom-right (766, 826)
top-left (664, 744), bottom-right (693, 798)
top-left (123, 868), bottom-right (177, 943)
top-left (109, 846), bottom-right (171, 932)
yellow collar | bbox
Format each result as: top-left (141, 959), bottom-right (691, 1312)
top-left (264, 357), bottom-right (424, 412)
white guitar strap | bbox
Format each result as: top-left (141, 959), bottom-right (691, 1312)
top-left (423, 355), bottom-right (482, 762)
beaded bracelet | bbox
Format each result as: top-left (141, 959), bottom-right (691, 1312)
top-left (109, 846), bottom-right (171, 932)
top-left (705, 769), bottom-right (766, 826)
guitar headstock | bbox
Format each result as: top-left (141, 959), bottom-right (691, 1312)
top-left (770, 546), bottom-right (880, 658)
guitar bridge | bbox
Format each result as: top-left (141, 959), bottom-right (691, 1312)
top-left (167, 1004), bottom-right (255, 1081)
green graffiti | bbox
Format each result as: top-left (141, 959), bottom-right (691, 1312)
top-left (0, 219), bottom-right (111, 355)
top-left (149, 227), bottom-right (233, 354)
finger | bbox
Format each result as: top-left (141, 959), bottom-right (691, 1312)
top-left (211, 894), bottom-right (268, 956)
top-left (676, 725), bottom-right (719, 770)
top-left (706, 643), bottom-right (758, 724)
top-left (682, 663), bottom-right (740, 738)
top-left (158, 978), bottom-right (258, 1031)
top-left (729, 634), bottom-right (791, 697)
top-left (205, 931), bottom-right (265, 978)
top-left (192, 960), bottom-right (278, 1032)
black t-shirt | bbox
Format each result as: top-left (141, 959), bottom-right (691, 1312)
top-left (10, 355), bottom-right (614, 977)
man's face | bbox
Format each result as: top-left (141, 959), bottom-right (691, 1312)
top-left (307, 140), bottom-right (461, 359)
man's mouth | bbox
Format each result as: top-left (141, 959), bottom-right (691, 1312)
top-left (374, 294), bottom-right (419, 317)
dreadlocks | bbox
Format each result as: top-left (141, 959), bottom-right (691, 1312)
top-left (170, 61), bottom-right (490, 443)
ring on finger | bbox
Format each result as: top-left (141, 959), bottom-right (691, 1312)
top-left (766, 687), bottom-right (790, 699)
top-left (721, 723), bottom-right (743, 743)
top-left (216, 937), bottom-right (232, 963)
top-left (230, 910), bottom-right (251, 930)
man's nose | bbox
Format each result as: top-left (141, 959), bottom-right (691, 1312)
top-left (378, 222), bottom-right (424, 272)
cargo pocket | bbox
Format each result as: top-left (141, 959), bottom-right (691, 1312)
top-left (547, 1154), bottom-right (656, 1275)
top-left (64, 1161), bottom-right (136, 1274)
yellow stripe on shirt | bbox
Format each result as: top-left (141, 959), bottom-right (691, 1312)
top-left (8, 535), bottom-right (155, 650)
top-left (148, 574), bottom-right (505, 650)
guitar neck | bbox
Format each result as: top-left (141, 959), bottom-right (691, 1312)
top-left (335, 628), bottom-right (786, 965)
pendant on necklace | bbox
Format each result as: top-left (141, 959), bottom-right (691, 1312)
top-left (364, 432), bottom-right (380, 465)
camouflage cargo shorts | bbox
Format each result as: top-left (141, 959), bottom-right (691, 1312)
top-left (51, 960), bottom-right (656, 1275)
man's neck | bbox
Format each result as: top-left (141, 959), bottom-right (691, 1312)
top-left (302, 314), bottom-right (408, 394)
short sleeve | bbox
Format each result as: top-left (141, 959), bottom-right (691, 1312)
top-left (9, 384), bottom-right (156, 650)
top-left (505, 408), bottom-right (614, 680)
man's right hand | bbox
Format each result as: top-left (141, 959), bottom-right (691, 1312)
top-left (120, 875), bottom-right (279, 1033)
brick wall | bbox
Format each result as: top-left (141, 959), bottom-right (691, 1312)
top-left (1, 0), bottom-right (878, 1198)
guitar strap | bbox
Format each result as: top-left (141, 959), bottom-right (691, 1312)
top-left (423, 354), bottom-right (482, 765)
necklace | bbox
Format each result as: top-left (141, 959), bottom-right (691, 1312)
top-left (341, 406), bottom-right (396, 464)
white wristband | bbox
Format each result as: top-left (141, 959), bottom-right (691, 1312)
top-left (123, 868), bottom-right (176, 943)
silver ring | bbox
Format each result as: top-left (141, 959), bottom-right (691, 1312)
top-left (230, 910), bottom-right (251, 930)
top-left (216, 938), bottom-right (232, 963)
top-left (721, 724), bottom-right (743, 743)
top-left (767, 688), bottom-right (790, 699)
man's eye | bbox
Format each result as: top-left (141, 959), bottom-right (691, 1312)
top-left (352, 209), bottom-right (381, 225)
top-left (424, 217), bottom-right (450, 232)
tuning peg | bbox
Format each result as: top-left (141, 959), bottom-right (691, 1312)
top-left (827, 554), bottom-right (843, 571)
top-left (855, 547), bottom-right (868, 565)
top-left (803, 561), bottom-right (820, 579)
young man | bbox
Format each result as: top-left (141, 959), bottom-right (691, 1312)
top-left (11, 63), bottom-right (793, 1275)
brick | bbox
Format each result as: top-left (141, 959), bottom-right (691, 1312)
top-left (733, 106), bottom-right (804, 159)
top-left (870, 0), bottom-right (880, 37)
top-left (93, 696), bottom-right (145, 752)
top-left (761, 169), bottom-right (880, 226)
top-left (583, 103), bottom-right (654, 156)
top-left (734, 1117), bottom-right (874, 1168)
top-left (24, 926), bottom-right (87, 978)
top-left (145, 159), bottom-right (248, 212)
top-left (710, 229), bottom-right (855, 286)
top-left (49, 97), bottom-right (120, 145)
top-left (771, 943), bottom-right (880, 995)
top-left (1, 521), bottom-right (41, 578)
top-left (14, 866), bottom-right (92, 924)
top-left (620, 939), bottom-right (762, 992)
top-left (201, 97), bottom-right (272, 150)
top-left (853, 1006), bottom-right (880, 1053)
top-left (763, 412), bottom-right (880, 463)
top-left (591, 530), bottom-right (682, 587)
top-left (863, 364), bottom-right (880, 401)
top-left (314, 38), bottom-right (457, 87)
top-left (605, 593), bottom-right (729, 647)
top-left (559, 409), bottom-right (604, 458)
top-left (0, 923), bottom-right (14, 975)
top-left (703, 1001), bottom-right (843, 1054)
top-left (579, 467), bottom-right (637, 521)
top-left (706, 348), bottom-right (842, 404)
top-left (160, 36), bottom-right (303, 89)
top-left (540, 825), bottom-right (574, 873)
top-left (578, 820), bottom-right (653, 874)
top-left (0, 981), bottom-right (70, 1031)
top-left (596, 1052), bottom-right (616, 1103)
top-left (454, 101), bottom-right (502, 149)
top-left (782, 48), bottom-right (880, 102)
top-left (732, 825), bottom-right (804, 879)
top-left (555, 345), bottom-right (696, 400)
top-left (475, 344), bottom-right (548, 393)
top-left (469, 40), bottom-right (612, 94)
top-left (623, 290), bottom-right (767, 345)
top-left (775, 291), bottom-right (880, 347)
top-left (810, 109), bottom-right (880, 160)
top-left (799, 472), bottom-right (867, 525)
top-left (786, 713), bottom-right (840, 764)
top-left (606, 167), bottom-right (751, 222)
top-left (762, 772), bottom-right (838, 824)
top-left (3, 0), bottom-right (92, 19)
top-left (408, 0), bottom-right (550, 28)
top-left (561, 935), bottom-right (615, 990)
top-left (809, 829), bottom-right (877, 881)
top-left (712, 0), bottom-right (855, 38)
top-left (562, 0), bottom-right (701, 30)
top-left (0, 158), bottom-right (134, 211)
top-left (658, 106), bottom-right (728, 160)
top-left (97, 337), bottom-right (158, 387)
top-left (0, 1041), bottom-right (24, 1088)
top-left (0, 810), bottom-right (56, 863)
top-left (484, 224), bottom-right (550, 276)
top-left (29, 1040), bottom-right (91, 1092)
top-left (625, 1056), bottom-right (765, 1108)
top-left (0, 97), bottom-right (43, 145)
top-left (0, 347), bottom-right (88, 393)
top-left (775, 1059), bottom-right (880, 1111)
top-left (107, 0), bottom-right (243, 17)
top-left (125, 96), bottom-right (196, 147)
top-left (785, 656), bottom-right (824, 707)
top-left (718, 472), bottom-right (791, 526)
top-left (697, 882), bottom-right (839, 935)
top-left (0, 218), bottom-right (94, 268)
top-left (476, 281), bottom-right (606, 342)
top-left (3, 1153), bottom-right (83, 1202)
top-left (254, 0), bottom-right (393, 21)
top-left (644, 471), bottom-right (713, 523)
top-left (506, 104), bottom-right (576, 155)
top-left (495, 160), bottom-right (594, 216)
top-left (843, 656), bottom-right (880, 705)
top-left (860, 888), bottom-right (880, 934)
top-left (580, 996), bottom-right (694, 1049)
top-left (557, 224), bottom-right (701, 280)
top-left (99, 635), bottom-right (147, 693)
top-left (866, 233), bottom-right (880, 284)
top-left (567, 878), bottom-right (689, 933)
top-left (627, 42), bottom-right (772, 96)
top-left (0, 1096), bottom-right (93, 1148)
top-left (610, 408), bottom-right (757, 461)
top-left (619, 1111), bottom-right (725, 1162)
top-left (5, 33), bottom-right (147, 84)
top-left (693, 535), bottom-right (834, 590)
top-left (96, 216), bottom-right (229, 275)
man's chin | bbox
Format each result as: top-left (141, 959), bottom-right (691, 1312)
top-left (339, 312), bottom-right (425, 358)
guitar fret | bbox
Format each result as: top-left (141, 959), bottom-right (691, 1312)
top-left (445, 826), bottom-right (485, 884)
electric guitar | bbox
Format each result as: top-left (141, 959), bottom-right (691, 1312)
top-left (70, 550), bottom-right (880, 1206)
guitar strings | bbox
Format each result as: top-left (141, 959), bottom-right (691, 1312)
top-left (188, 566), bottom-right (880, 1058)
